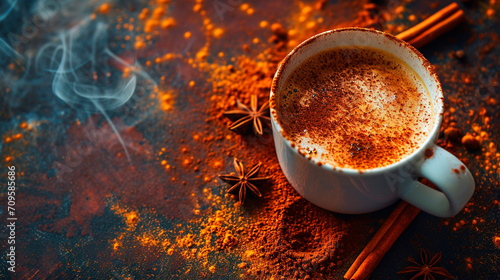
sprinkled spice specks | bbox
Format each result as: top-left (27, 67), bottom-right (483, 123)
top-left (1, 0), bottom-right (498, 279)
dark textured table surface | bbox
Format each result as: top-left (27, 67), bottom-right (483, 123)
top-left (0, 0), bottom-right (498, 279)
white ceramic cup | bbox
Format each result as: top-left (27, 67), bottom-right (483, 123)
top-left (270, 28), bottom-right (475, 218)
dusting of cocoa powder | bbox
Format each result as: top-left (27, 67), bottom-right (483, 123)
top-left (250, 198), bottom-right (347, 279)
top-left (276, 46), bottom-right (434, 170)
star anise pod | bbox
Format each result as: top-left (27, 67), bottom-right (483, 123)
top-left (223, 94), bottom-right (270, 135)
top-left (398, 249), bottom-right (454, 280)
top-left (218, 158), bottom-right (271, 204)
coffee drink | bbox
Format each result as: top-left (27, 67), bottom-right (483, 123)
top-left (275, 46), bottom-right (435, 170)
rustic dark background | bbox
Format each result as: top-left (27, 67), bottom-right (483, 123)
top-left (0, 0), bottom-right (498, 279)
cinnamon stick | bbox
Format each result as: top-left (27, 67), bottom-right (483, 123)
top-left (396, 2), bottom-right (466, 49)
top-left (397, 2), bottom-right (460, 42)
top-left (350, 205), bottom-right (420, 280)
top-left (343, 201), bottom-right (409, 279)
top-left (406, 10), bottom-right (466, 49)
top-left (344, 5), bottom-right (466, 278)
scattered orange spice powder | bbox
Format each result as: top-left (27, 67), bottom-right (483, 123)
top-left (15, 1), bottom-right (494, 278)
top-left (158, 89), bottom-right (175, 111)
top-left (213, 28), bottom-right (224, 38)
top-left (494, 236), bottom-right (500, 249)
top-left (152, 6), bottom-right (165, 19)
top-left (98, 3), bottom-right (111, 14)
top-left (161, 17), bottom-right (176, 29)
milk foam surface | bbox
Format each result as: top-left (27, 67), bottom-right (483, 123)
top-left (276, 47), bottom-right (434, 170)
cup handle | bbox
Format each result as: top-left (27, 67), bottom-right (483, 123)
top-left (398, 145), bottom-right (475, 218)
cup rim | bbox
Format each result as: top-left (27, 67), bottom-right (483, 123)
top-left (269, 27), bottom-right (444, 176)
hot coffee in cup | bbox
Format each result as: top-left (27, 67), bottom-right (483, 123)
top-left (276, 47), bottom-right (434, 171)
top-left (270, 28), bottom-right (474, 217)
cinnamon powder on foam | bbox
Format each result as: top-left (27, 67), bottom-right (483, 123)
top-left (276, 46), bottom-right (435, 170)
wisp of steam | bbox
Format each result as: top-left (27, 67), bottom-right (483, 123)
top-left (36, 18), bottom-right (140, 162)
top-left (0, 0), bottom-right (22, 58)
top-left (0, 0), bottom-right (17, 21)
